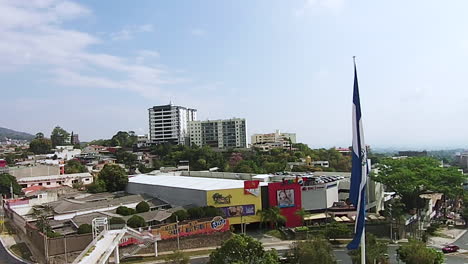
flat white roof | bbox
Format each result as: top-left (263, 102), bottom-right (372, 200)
top-left (129, 174), bottom-right (267, 191)
top-left (17, 173), bottom-right (92, 182)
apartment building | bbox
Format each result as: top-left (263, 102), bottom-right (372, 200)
top-left (189, 118), bottom-right (247, 149)
top-left (251, 130), bottom-right (296, 151)
top-left (148, 104), bottom-right (197, 145)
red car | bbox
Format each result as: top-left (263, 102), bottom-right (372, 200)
top-left (442, 244), bottom-right (459, 253)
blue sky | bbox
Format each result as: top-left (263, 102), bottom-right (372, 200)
top-left (1, 0), bottom-right (468, 149)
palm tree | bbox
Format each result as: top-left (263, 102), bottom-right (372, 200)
top-left (32, 205), bottom-right (54, 234)
top-left (295, 208), bottom-right (307, 226)
top-left (257, 207), bottom-right (286, 229)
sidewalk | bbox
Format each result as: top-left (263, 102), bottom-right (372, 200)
top-left (427, 227), bottom-right (467, 249)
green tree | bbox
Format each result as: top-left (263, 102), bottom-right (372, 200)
top-left (110, 131), bottom-right (137, 148)
top-left (116, 206), bottom-right (136, 216)
top-left (115, 150), bottom-right (138, 168)
top-left (170, 210), bottom-right (189, 222)
top-left (257, 207), bottom-right (286, 229)
top-left (98, 164), bottom-right (128, 192)
top-left (348, 233), bottom-right (388, 264)
top-left (208, 234), bottom-right (279, 264)
top-left (64, 159), bottom-right (87, 174)
top-left (136, 201), bottom-right (150, 213)
top-left (165, 250), bottom-right (190, 264)
top-left (86, 179), bottom-right (106, 193)
top-left (127, 215), bottom-right (147, 228)
top-left (373, 157), bottom-right (465, 211)
top-left (32, 205), bottom-right (53, 234)
top-left (0, 173), bottom-right (22, 196)
top-left (398, 239), bottom-right (444, 264)
top-left (109, 217), bottom-right (126, 225)
top-left (295, 208), bottom-right (307, 226)
top-left (324, 222), bottom-right (351, 240)
top-left (77, 224), bottom-right (92, 234)
top-left (29, 137), bottom-right (52, 154)
top-left (287, 237), bottom-right (336, 264)
top-left (50, 126), bottom-right (70, 147)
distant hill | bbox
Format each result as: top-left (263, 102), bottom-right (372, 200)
top-left (0, 127), bottom-right (35, 141)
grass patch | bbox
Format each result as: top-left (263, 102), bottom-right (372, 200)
top-left (122, 249), bottom-right (214, 263)
top-left (266, 229), bottom-right (286, 240)
top-left (10, 242), bottom-right (33, 262)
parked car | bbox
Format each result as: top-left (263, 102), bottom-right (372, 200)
top-left (442, 244), bottom-right (459, 253)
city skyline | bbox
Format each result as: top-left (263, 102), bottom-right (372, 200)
top-left (2, 0), bottom-right (468, 149)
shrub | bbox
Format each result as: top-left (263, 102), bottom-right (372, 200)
top-left (170, 210), bottom-right (189, 222)
top-left (109, 217), bottom-right (126, 225)
top-left (136, 201), bottom-right (150, 213)
top-left (46, 231), bottom-right (62, 238)
top-left (77, 224), bottom-right (92, 234)
top-left (116, 206), bottom-right (136, 216)
top-left (127, 215), bottom-right (147, 228)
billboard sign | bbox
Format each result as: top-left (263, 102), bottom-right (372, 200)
top-left (220, 204), bottom-right (256, 217)
top-left (151, 216), bottom-right (229, 240)
top-left (277, 189), bottom-right (295, 208)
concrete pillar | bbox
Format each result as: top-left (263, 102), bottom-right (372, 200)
top-left (114, 246), bottom-right (120, 264)
top-left (154, 241), bottom-right (158, 257)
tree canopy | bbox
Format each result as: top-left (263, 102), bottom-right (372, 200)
top-left (397, 239), bottom-right (444, 264)
top-left (135, 201), bottom-right (150, 213)
top-left (64, 159), bottom-right (87, 174)
top-left (348, 233), bottom-right (388, 264)
top-left (77, 224), bottom-right (92, 234)
top-left (98, 164), bottom-right (128, 192)
top-left (127, 215), bottom-right (147, 228)
top-left (110, 131), bottom-right (137, 148)
top-left (208, 234), bottom-right (279, 264)
top-left (373, 157), bottom-right (466, 210)
top-left (287, 237), bottom-right (336, 264)
top-left (0, 173), bottom-right (22, 197)
top-left (50, 126), bottom-right (70, 147)
top-left (29, 134), bottom-right (52, 154)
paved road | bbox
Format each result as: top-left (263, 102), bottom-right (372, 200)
top-left (0, 241), bottom-right (24, 264)
top-left (187, 244), bottom-right (468, 264)
top-left (453, 229), bottom-right (468, 250)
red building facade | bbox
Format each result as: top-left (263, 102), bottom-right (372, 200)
top-left (268, 181), bottom-right (302, 227)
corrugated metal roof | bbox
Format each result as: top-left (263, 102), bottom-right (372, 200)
top-left (129, 174), bottom-right (267, 191)
top-left (17, 172), bottom-right (92, 182)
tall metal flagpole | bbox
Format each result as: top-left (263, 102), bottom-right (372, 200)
top-left (353, 56), bottom-right (366, 264)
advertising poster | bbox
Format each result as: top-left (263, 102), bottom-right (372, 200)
top-left (277, 189), bottom-right (295, 208)
top-left (151, 216), bottom-right (229, 240)
top-left (220, 204), bottom-right (255, 217)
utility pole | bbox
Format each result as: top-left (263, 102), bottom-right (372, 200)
top-left (176, 215), bottom-right (180, 250)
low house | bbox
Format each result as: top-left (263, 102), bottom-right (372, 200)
top-left (17, 172), bottom-right (94, 189)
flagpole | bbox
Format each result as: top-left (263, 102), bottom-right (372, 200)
top-left (353, 56), bottom-right (365, 264)
top-left (361, 228), bottom-right (365, 264)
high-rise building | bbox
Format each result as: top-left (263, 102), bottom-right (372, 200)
top-left (148, 104), bottom-right (197, 145)
top-left (189, 118), bottom-right (247, 149)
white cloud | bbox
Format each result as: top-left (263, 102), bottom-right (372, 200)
top-left (0, 1), bottom-right (183, 99)
top-left (294, 0), bottom-right (345, 17)
top-left (111, 24), bottom-right (155, 40)
top-left (190, 28), bottom-right (206, 36)
top-left (136, 50), bottom-right (160, 64)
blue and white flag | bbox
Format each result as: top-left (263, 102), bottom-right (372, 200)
top-left (347, 60), bottom-right (368, 250)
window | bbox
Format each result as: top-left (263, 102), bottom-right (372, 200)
top-left (46, 182), bottom-right (51, 185)
top-left (39, 183), bottom-right (43, 186)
